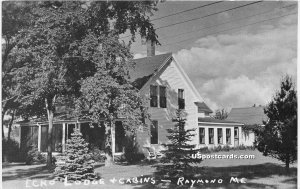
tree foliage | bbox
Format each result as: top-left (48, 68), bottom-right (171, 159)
top-left (157, 109), bottom-right (202, 179)
top-left (2, 1), bottom-right (35, 140)
top-left (214, 108), bottom-right (228, 120)
top-left (76, 32), bottom-right (149, 166)
top-left (9, 1), bottom-right (158, 167)
top-left (255, 76), bottom-right (297, 171)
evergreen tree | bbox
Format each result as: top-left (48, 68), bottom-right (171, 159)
top-left (157, 109), bottom-right (202, 179)
top-left (54, 129), bottom-right (97, 182)
top-left (255, 76), bottom-right (297, 172)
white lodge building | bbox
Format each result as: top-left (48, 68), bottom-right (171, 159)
top-left (132, 52), bottom-right (246, 151)
top-left (15, 46), bottom-right (262, 158)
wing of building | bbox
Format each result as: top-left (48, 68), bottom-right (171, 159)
top-left (226, 106), bottom-right (268, 146)
top-left (227, 106), bottom-right (268, 125)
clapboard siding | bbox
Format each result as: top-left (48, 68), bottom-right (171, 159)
top-left (137, 59), bottom-right (200, 150)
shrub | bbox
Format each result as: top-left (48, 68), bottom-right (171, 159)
top-left (213, 145), bottom-right (223, 152)
top-left (200, 145), bottom-right (255, 154)
top-left (211, 145), bottom-right (231, 152)
top-left (90, 145), bottom-right (106, 163)
top-left (25, 145), bottom-right (46, 165)
top-left (236, 144), bottom-right (246, 150)
top-left (199, 146), bottom-right (210, 154)
top-left (114, 154), bottom-right (127, 163)
top-left (2, 139), bottom-right (21, 162)
top-left (123, 135), bottom-right (145, 164)
top-left (222, 145), bottom-right (231, 151)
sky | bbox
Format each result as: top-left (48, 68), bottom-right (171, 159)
top-left (123, 1), bottom-right (298, 112)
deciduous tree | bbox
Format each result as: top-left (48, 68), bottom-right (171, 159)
top-left (214, 108), bottom-right (228, 120)
top-left (2, 1), bottom-right (34, 140)
top-left (11, 1), bottom-right (158, 167)
top-left (76, 33), bottom-right (149, 166)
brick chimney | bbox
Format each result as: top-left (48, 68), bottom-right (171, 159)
top-left (147, 40), bottom-right (155, 57)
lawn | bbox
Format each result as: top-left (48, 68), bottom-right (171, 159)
top-left (2, 150), bottom-right (297, 189)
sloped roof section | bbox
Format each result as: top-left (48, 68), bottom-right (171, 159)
top-left (226, 106), bottom-right (268, 125)
top-left (198, 117), bottom-right (242, 124)
top-left (195, 102), bottom-right (213, 113)
top-left (130, 53), bottom-right (172, 89)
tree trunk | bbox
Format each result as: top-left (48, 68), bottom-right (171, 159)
top-left (2, 107), bottom-right (7, 139)
top-left (7, 109), bottom-right (16, 141)
top-left (2, 106), bottom-right (8, 162)
top-left (2, 122), bottom-right (5, 139)
top-left (285, 154), bottom-right (290, 173)
top-left (45, 97), bottom-right (55, 168)
top-left (104, 120), bottom-right (113, 166)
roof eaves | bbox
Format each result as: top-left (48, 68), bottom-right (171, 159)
top-left (139, 53), bottom-right (173, 92)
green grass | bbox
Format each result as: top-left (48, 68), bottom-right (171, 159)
top-left (2, 150), bottom-right (297, 189)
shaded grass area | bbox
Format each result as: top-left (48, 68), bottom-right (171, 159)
top-left (128, 163), bottom-right (297, 189)
top-left (2, 164), bottom-right (54, 182)
top-left (2, 150), bottom-right (297, 189)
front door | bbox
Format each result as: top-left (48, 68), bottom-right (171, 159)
top-left (234, 127), bottom-right (239, 146)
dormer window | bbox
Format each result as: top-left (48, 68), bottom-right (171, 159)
top-left (178, 89), bottom-right (185, 109)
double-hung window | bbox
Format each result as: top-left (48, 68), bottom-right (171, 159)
top-left (159, 86), bottom-right (166, 108)
top-left (178, 89), bottom-right (185, 109)
top-left (150, 85), bottom-right (167, 108)
top-left (150, 85), bottom-right (158, 107)
top-left (209, 128), bottom-right (214, 144)
top-left (199, 128), bottom-right (205, 144)
top-left (217, 128), bottom-right (223, 144)
top-left (226, 128), bottom-right (231, 144)
top-left (151, 120), bottom-right (158, 144)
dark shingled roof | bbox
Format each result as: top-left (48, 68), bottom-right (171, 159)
top-left (195, 102), bottom-right (213, 113)
top-left (130, 53), bottom-right (172, 89)
top-left (226, 106), bottom-right (268, 125)
top-left (198, 117), bottom-right (241, 124)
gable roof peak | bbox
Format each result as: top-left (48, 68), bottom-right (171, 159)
top-left (130, 53), bottom-right (173, 89)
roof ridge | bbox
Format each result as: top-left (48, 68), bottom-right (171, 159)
top-left (133, 52), bottom-right (172, 61)
top-left (231, 106), bottom-right (265, 109)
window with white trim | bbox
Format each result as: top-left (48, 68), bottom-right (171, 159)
top-left (217, 128), bottom-right (223, 144)
top-left (150, 85), bottom-right (158, 107)
top-left (178, 89), bottom-right (185, 109)
top-left (209, 128), bottom-right (214, 144)
top-left (199, 127), bottom-right (205, 144)
top-left (151, 120), bottom-right (158, 144)
top-left (159, 86), bottom-right (167, 108)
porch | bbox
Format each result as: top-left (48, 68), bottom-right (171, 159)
top-left (17, 120), bottom-right (126, 156)
top-left (197, 117), bottom-right (244, 148)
